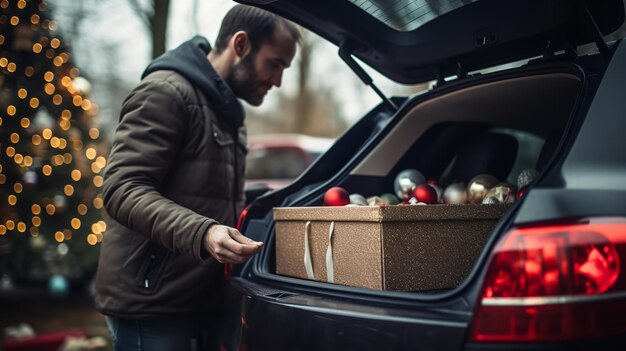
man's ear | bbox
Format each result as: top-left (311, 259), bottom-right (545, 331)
top-left (231, 31), bottom-right (251, 59)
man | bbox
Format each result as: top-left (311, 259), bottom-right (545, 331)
top-left (94, 5), bottom-right (300, 350)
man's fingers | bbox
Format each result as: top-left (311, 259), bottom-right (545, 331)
top-left (204, 225), bottom-right (264, 264)
top-left (212, 248), bottom-right (247, 264)
top-left (229, 229), bottom-right (264, 247)
top-left (221, 235), bottom-right (263, 257)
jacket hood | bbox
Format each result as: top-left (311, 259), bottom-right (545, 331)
top-left (142, 35), bottom-right (244, 131)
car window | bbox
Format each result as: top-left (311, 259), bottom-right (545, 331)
top-left (437, 127), bottom-right (545, 186)
top-left (246, 148), bottom-right (309, 180)
top-left (307, 151), bottom-right (322, 160)
top-left (491, 128), bottom-right (544, 185)
top-left (349, 0), bottom-right (476, 32)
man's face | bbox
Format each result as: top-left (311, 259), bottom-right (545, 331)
top-left (226, 29), bottom-right (297, 106)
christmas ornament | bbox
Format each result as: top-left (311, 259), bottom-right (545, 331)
top-left (367, 196), bottom-right (387, 206)
top-left (443, 183), bottom-right (467, 204)
top-left (57, 243), bottom-right (69, 255)
top-left (53, 194), bottom-right (68, 213)
top-left (484, 183), bottom-right (516, 204)
top-left (517, 168), bottom-right (538, 189)
top-left (427, 178), bottom-right (438, 185)
top-left (72, 76), bottom-right (92, 95)
top-left (412, 184), bottom-right (438, 204)
top-left (29, 236), bottom-right (47, 251)
top-left (467, 174), bottom-right (499, 204)
top-left (349, 193), bottom-right (368, 206)
top-left (48, 274), bottom-right (69, 296)
top-left (23, 171), bottom-right (38, 186)
top-left (380, 193), bottom-right (400, 205)
top-left (482, 197), bottom-right (500, 204)
top-left (394, 169), bottom-right (426, 200)
top-left (516, 186), bottom-right (528, 200)
top-left (324, 187), bottom-right (350, 206)
top-left (33, 108), bottom-right (56, 129)
top-left (429, 183), bottom-right (443, 203)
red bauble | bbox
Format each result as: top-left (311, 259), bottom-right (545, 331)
top-left (427, 178), bottom-right (438, 185)
top-left (324, 187), bottom-right (350, 206)
top-left (516, 186), bottom-right (527, 200)
top-left (413, 184), bottom-right (438, 204)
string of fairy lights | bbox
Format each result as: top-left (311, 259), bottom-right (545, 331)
top-left (0, 0), bottom-right (108, 251)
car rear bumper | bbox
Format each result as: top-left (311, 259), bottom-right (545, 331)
top-left (220, 278), bottom-right (469, 351)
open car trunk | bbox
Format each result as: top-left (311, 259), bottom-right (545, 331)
top-left (235, 0), bottom-right (626, 296)
top-left (254, 60), bottom-right (589, 294)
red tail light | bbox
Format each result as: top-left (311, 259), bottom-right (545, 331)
top-left (225, 204), bottom-right (253, 277)
top-left (224, 263), bottom-right (233, 277)
top-left (237, 204), bottom-right (252, 231)
top-left (469, 218), bottom-right (626, 343)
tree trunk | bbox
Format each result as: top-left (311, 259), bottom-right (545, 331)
top-left (294, 32), bottom-right (313, 133)
top-left (151, 0), bottom-right (170, 59)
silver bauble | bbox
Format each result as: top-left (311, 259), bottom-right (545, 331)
top-left (517, 168), bottom-right (539, 189)
top-left (367, 196), bottom-right (386, 206)
top-left (482, 196), bottom-right (500, 204)
top-left (393, 169), bottom-right (426, 200)
top-left (443, 183), bottom-right (468, 204)
top-left (349, 193), bottom-right (368, 206)
top-left (380, 193), bottom-right (400, 205)
top-left (484, 183), bottom-right (516, 204)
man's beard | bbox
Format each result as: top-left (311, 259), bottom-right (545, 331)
top-left (225, 53), bottom-right (268, 106)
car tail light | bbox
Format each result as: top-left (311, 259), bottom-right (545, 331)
top-left (225, 204), bottom-right (253, 277)
top-left (224, 262), bottom-right (234, 277)
top-left (237, 204), bottom-right (252, 231)
top-left (469, 217), bottom-right (626, 343)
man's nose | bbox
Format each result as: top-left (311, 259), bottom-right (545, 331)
top-left (271, 70), bottom-right (283, 87)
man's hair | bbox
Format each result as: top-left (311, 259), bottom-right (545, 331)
top-left (214, 5), bottom-right (301, 54)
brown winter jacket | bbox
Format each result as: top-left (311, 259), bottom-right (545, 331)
top-left (94, 38), bottom-right (246, 319)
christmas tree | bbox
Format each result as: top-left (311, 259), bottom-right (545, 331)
top-left (0, 0), bottom-right (108, 290)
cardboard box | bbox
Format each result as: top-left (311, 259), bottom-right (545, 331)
top-left (274, 204), bottom-right (509, 291)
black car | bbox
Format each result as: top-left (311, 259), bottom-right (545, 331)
top-left (222, 0), bottom-right (626, 350)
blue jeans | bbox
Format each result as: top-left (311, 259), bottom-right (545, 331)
top-left (105, 315), bottom-right (220, 351)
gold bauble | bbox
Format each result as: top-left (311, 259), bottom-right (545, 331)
top-left (467, 174), bottom-right (499, 204)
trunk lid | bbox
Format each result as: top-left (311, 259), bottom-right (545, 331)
top-left (239, 0), bottom-right (625, 84)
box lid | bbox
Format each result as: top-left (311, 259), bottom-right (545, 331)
top-left (273, 204), bottom-right (509, 222)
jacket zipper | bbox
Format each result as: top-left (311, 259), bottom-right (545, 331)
top-left (144, 254), bottom-right (156, 288)
top-left (142, 247), bottom-right (167, 289)
top-left (232, 130), bottom-right (239, 227)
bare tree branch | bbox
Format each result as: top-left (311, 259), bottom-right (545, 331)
top-left (125, 0), bottom-right (168, 58)
top-left (191, 0), bottom-right (200, 34)
top-left (127, 0), bottom-right (151, 28)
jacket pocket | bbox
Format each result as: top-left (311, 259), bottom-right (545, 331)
top-left (211, 122), bottom-right (234, 147)
top-left (136, 245), bottom-right (169, 291)
top-left (210, 122), bottom-right (236, 187)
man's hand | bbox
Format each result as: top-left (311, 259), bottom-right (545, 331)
top-left (203, 224), bottom-right (264, 264)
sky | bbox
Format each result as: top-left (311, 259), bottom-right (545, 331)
top-left (48, 0), bottom-right (414, 134)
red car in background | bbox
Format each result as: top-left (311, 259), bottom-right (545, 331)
top-left (245, 134), bottom-right (334, 190)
